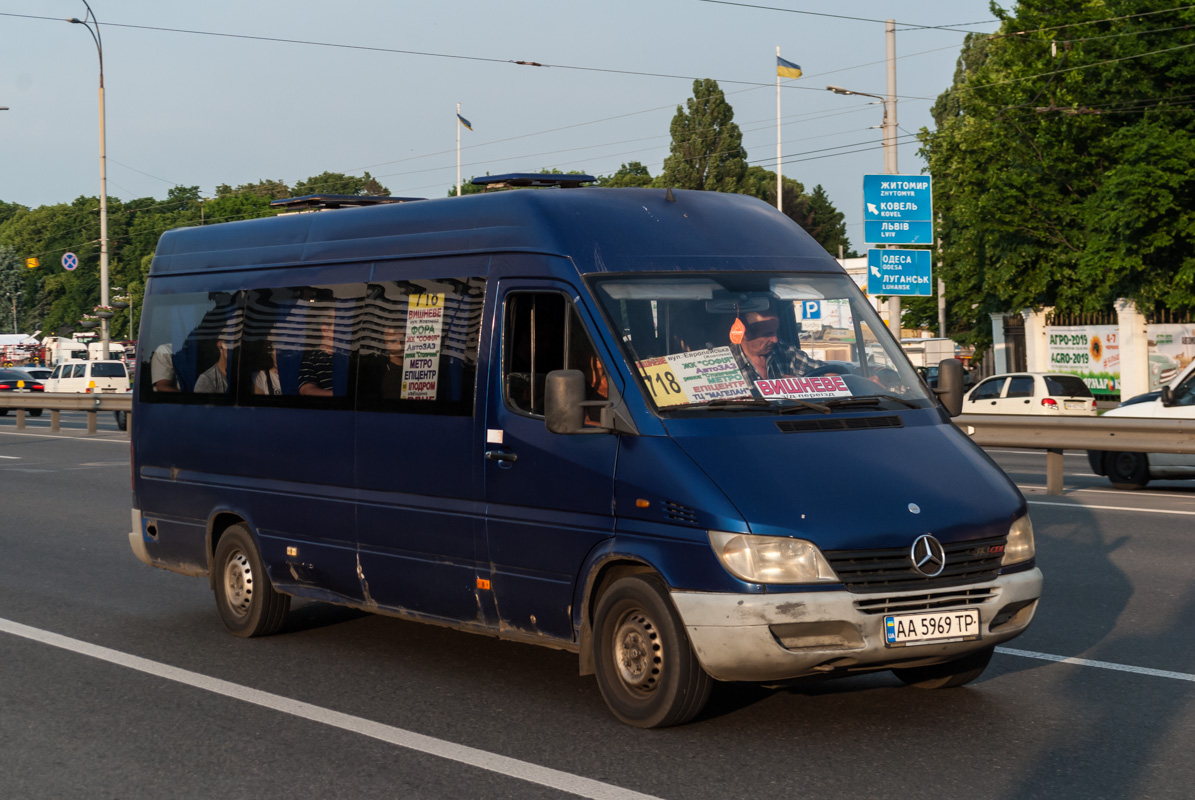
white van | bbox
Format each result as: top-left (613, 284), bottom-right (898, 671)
top-left (1088, 360), bottom-right (1195, 487)
top-left (44, 359), bottom-right (130, 394)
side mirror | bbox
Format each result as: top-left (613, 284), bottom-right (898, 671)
top-left (933, 358), bottom-right (964, 417)
top-left (1161, 385), bottom-right (1175, 407)
top-left (545, 370), bottom-right (587, 434)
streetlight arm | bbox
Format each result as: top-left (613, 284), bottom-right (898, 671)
top-left (826, 85), bottom-right (884, 101)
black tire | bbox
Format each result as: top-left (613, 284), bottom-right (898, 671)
top-left (892, 645), bottom-right (994, 689)
top-left (1107, 451), bottom-right (1149, 490)
top-left (212, 524), bottom-right (290, 638)
top-left (28, 409), bottom-right (42, 418)
top-left (592, 575), bottom-right (712, 728)
top-left (113, 410), bottom-right (127, 431)
top-left (0, 409), bottom-right (7, 416)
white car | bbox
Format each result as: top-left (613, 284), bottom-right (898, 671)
top-left (1088, 360), bottom-right (1195, 488)
top-left (963, 372), bottom-right (1097, 416)
top-left (44, 359), bottom-right (130, 394)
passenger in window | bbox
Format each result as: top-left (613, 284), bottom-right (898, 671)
top-left (731, 307), bottom-right (824, 382)
top-left (252, 342), bottom-right (282, 395)
top-left (150, 343), bottom-right (180, 392)
top-left (194, 337), bottom-right (232, 394)
top-left (298, 320), bottom-right (336, 397)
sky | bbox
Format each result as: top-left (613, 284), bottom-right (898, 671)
top-left (0, 1), bottom-right (1003, 250)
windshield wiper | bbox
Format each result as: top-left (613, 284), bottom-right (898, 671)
top-left (822, 394), bottom-right (919, 410)
top-left (682, 398), bottom-right (831, 414)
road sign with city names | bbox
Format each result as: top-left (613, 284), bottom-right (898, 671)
top-left (867, 248), bottom-right (933, 297)
top-left (863, 174), bottom-right (933, 245)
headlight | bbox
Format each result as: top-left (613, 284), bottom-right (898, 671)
top-left (1002, 514), bottom-right (1035, 566)
top-left (708, 531), bottom-right (839, 585)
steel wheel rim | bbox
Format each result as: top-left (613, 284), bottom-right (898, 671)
top-left (222, 549), bottom-right (254, 618)
top-left (612, 609), bottom-right (663, 694)
top-left (1112, 452), bottom-right (1137, 478)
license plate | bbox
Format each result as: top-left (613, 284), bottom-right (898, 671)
top-left (1064, 400), bottom-right (1086, 410)
top-left (885, 608), bottom-right (981, 646)
top-left (100, 388), bottom-right (117, 393)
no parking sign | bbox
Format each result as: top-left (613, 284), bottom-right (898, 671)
top-left (62, 252), bottom-right (79, 271)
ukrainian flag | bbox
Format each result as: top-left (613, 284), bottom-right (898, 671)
top-left (457, 113), bottom-right (473, 131)
top-left (777, 56), bottom-right (803, 80)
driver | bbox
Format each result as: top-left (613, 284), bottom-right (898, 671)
top-left (731, 308), bottom-right (825, 382)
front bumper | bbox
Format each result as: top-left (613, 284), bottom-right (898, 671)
top-left (671, 567), bottom-right (1042, 682)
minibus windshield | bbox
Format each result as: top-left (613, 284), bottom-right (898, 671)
top-left (591, 272), bottom-right (936, 413)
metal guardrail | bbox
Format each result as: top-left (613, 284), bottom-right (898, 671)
top-left (0, 392), bottom-right (131, 434)
top-left (1, 398), bottom-right (1187, 493)
top-left (954, 414), bottom-right (1195, 495)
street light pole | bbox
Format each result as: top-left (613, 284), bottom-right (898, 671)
top-left (825, 18), bottom-right (903, 338)
top-left (69, 2), bottom-right (110, 359)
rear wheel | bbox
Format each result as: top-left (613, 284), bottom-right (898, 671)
top-left (213, 524), bottom-right (290, 637)
top-left (1107, 451), bottom-right (1149, 490)
top-left (113, 410), bottom-right (127, 431)
top-left (892, 645), bottom-right (995, 689)
top-left (28, 409), bottom-right (42, 418)
top-left (593, 575), bottom-right (712, 728)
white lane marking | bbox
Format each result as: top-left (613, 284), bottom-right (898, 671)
top-left (0, 431), bottom-right (127, 443)
top-left (0, 617), bottom-right (660, 800)
top-left (1017, 483), bottom-right (1188, 497)
top-left (1027, 500), bottom-right (1195, 516)
top-left (0, 455), bottom-right (19, 459)
top-left (989, 449), bottom-right (1086, 456)
top-left (997, 647), bottom-right (1195, 683)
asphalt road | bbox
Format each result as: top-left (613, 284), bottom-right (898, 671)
top-left (1, 419), bottom-right (1192, 799)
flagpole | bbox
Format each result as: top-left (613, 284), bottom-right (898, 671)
top-left (776, 46), bottom-right (782, 213)
top-left (456, 102), bottom-right (462, 197)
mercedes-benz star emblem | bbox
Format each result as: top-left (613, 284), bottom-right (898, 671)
top-left (910, 534), bottom-right (946, 578)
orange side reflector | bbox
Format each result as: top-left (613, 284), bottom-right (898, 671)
top-left (636, 499), bottom-right (650, 508)
top-left (476, 578), bottom-right (491, 590)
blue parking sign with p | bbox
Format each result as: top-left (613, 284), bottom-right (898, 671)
top-left (802, 300), bottom-right (821, 319)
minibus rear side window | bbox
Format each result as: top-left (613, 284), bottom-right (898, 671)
top-left (138, 291), bottom-right (242, 402)
top-left (503, 292), bottom-right (606, 418)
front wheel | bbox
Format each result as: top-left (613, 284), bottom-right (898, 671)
top-left (213, 524), bottom-right (290, 638)
top-left (593, 575), bottom-right (712, 728)
top-left (1107, 451), bottom-right (1149, 490)
top-left (28, 409), bottom-right (42, 418)
top-left (892, 645), bottom-right (994, 689)
top-left (113, 410), bottom-right (127, 431)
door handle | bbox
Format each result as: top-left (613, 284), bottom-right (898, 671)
top-left (485, 450), bottom-right (518, 463)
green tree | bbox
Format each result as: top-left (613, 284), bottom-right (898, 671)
top-left (0, 245), bottom-right (20, 332)
top-left (216, 178), bottom-right (292, 200)
top-left (805, 185), bottom-right (855, 258)
top-left (598, 161), bottom-right (654, 188)
top-left (293, 171), bottom-right (390, 196)
top-left (657, 79), bottom-right (747, 192)
top-left (920, 1), bottom-right (1195, 350)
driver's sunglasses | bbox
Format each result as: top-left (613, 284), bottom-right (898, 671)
top-left (745, 322), bottom-right (779, 340)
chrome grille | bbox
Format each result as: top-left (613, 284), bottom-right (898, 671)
top-left (824, 535), bottom-right (1006, 594)
top-left (854, 587), bottom-right (999, 616)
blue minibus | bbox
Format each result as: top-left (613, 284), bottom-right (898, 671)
top-left (129, 177), bottom-right (1042, 727)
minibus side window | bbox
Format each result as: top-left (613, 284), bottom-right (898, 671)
top-left (354, 277), bottom-right (486, 416)
top-left (240, 284), bottom-right (364, 408)
top-left (138, 290), bottom-right (242, 402)
top-left (503, 292), bottom-right (607, 418)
